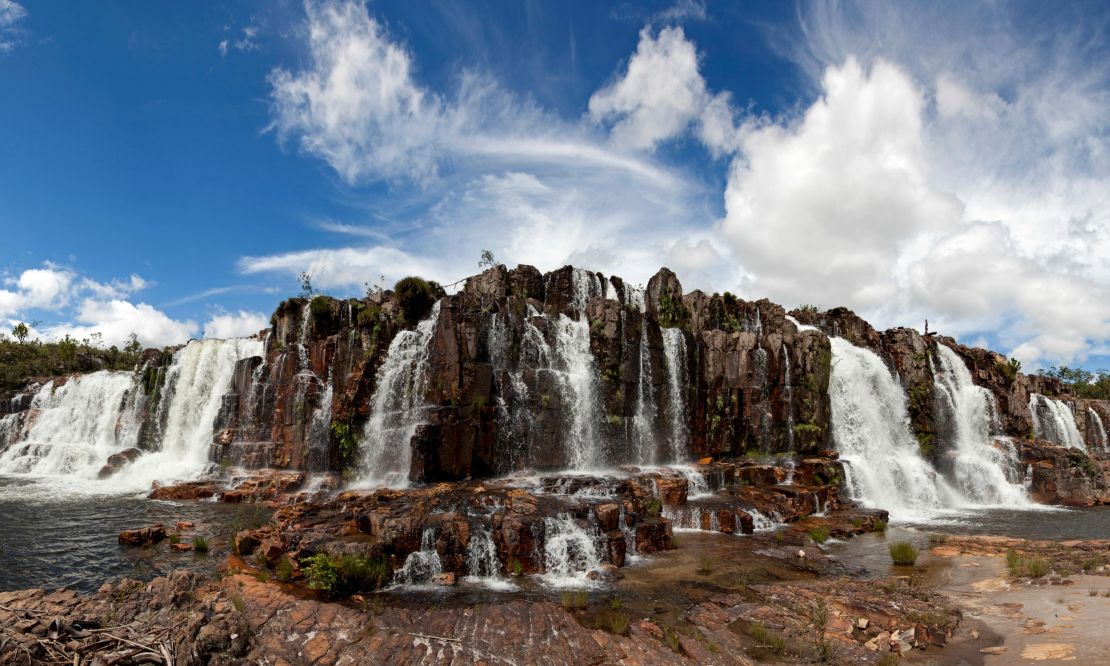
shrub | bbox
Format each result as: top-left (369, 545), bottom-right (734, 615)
top-left (275, 556), bottom-right (294, 582)
top-left (889, 542), bottom-right (919, 565)
top-left (394, 276), bottom-right (439, 326)
top-left (808, 526), bottom-right (830, 545)
top-left (192, 536), bottom-right (209, 553)
top-left (301, 553), bottom-right (390, 597)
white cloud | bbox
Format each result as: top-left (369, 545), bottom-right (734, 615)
top-left (203, 310), bottom-right (269, 339)
top-left (45, 299), bottom-right (198, 349)
top-left (588, 26), bottom-right (738, 154)
top-left (0, 0), bottom-right (26, 53)
top-left (655, 0), bottom-right (707, 24)
top-left (252, 1), bottom-right (719, 295)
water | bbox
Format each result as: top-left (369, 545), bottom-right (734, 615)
top-left (357, 302), bottom-right (441, 488)
top-left (828, 337), bottom-right (961, 521)
top-left (785, 315), bottom-right (821, 333)
top-left (551, 315), bottom-right (604, 470)
top-left (932, 345), bottom-right (1029, 506)
top-left (394, 528), bottom-right (443, 586)
top-left (661, 327), bottom-right (689, 462)
top-left (0, 476), bottom-right (263, 593)
top-left (1030, 393), bottom-right (1085, 449)
top-left (1089, 408), bottom-right (1108, 451)
top-left (464, 528), bottom-right (515, 591)
top-left (0, 372), bottom-right (140, 478)
top-left (632, 314), bottom-right (658, 465)
top-left (541, 513), bottom-right (602, 588)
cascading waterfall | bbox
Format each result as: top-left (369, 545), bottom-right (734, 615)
top-left (357, 302), bottom-right (442, 488)
top-left (1088, 408), bottom-right (1108, 451)
top-left (552, 314), bottom-right (604, 470)
top-left (661, 327), bottom-right (689, 462)
top-left (464, 528), bottom-right (515, 590)
top-left (541, 513), bottom-right (602, 588)
top-left (828, 337), bottom-right (961, 519)
top-left (395, 528), bottom-right (443, 586)
top-left (0, 372), bottom-right (140, 477)
top-left (632, 314), bottom-right (658, 465)
top-left (305, 373), bottom-right (334, 470)
top-left (932, 345), bottom-right (1029, 506)
top-left (782, 343), bottom-right (796, 450)
top-left (1029, 394), bottom-right (1085, 450)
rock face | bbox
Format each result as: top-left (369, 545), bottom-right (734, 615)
top-left (3, 262), bottom-right (1107, 499)
top-left (200, 265), bottom-right (839, 484)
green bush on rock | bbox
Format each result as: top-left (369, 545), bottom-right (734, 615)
top-left (394, 277), bottom-right (442, 326)
top-left (889, 542), bottom-right (919, 565)
top-left (302, 553), bottom-right (390, 598)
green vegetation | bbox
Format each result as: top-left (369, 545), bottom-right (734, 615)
top-left (1039, 365), bottom-right (1110, 400)
top-left (808, 526), bottom-right (830, 544)
top-left (696, 556), bottom-right (716, 576)
top-left (394, 276), bottom-right (442, 326)
top-left (747, 621), bottom-right (787, 655)
top-left (478, 249), bottom-right (497, 269)
top-left (873, 518), bottom-right (888, 533)
top-left (0, 331), bottom-right (143, 392)
top-left (1006, 549), bottom-right (1051, 578)
top-left (609, 612), bottom-right (630, 636)
top-left (509, 558), bottom-right (524, 576)
top-left (560, 590), bottom-right (589, 610)
top-left (915, 432), bottom-right (936, 459)
top-left (657, 290), bottom-right (688, 328)
top-left (645, 498), bottom-right (663, 517)
top-left (301, 553), bottom-right (390, 597)
top-left (275, 556), bottom-right (294, 582)
top-left (996, 357), bottom-right (1022, 384)
top-left (888, 542), bottom-right (919, 565)
top-left (192, 536), bottom-right (209, 553)
top-left (330, 421), bottom-right (359, 469)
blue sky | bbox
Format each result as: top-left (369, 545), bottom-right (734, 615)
top-left (1, 1), bottom-right (1109, 371)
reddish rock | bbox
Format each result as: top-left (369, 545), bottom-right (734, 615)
top-left (97, 448), bottom-right (142, 479)
top-left (653, 477), bottom-right (688, 505)
top-left (594, 503), bottom-right (621, 532)
top-left (118, 524), bottom-right (166, 547)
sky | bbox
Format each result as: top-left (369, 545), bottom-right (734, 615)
top-left (1, 0), bottom-right (1109, 371)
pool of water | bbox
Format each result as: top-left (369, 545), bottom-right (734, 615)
top-left (0, 475), bottom-right (268, 593)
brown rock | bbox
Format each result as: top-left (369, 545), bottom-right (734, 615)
top-left (118, 524), bottom-right (166, 547)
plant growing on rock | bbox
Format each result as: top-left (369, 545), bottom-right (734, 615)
top-left (808, 527), bottom-right (830, 544)
top-left (394, 276), bottom-right (441, 326)
top-left (302, 553), bottom-right (390, 597)
top-left (889, 542), bottom-right (919, 565)
top-left (192, 536), bottom-right (209, 553)
top-left (873, 519), bottom-right (888, 533)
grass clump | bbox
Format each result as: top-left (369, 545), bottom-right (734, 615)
top-left (1005, 549), bottom-right (1052, 578)
top-left (873, 518), bottom-right (888, 533)
top-left (888, 542), bottom-right (919, 565)
top-left (275, 556), bottom-right (294, 582)
top-left (808, 526), bottom-right (830, 545)
top-left (301, 553), bottom-right (390, 598)
top-left (696, 556), bottom-right (716, 576)
top-left (609, 612), bottom-right (630, 636)
top-left (747, 621), bottom-right (786, 655)
top-left (192, 536), bottom-right (209, 553)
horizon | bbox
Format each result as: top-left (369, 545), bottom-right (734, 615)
top-left (2, 0), bottom-right (1109, 372)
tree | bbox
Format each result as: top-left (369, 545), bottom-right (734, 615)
top-left (124, 332), bottom-right (142, 356)
top-left (11, 322), bottom-right (28, 344)
top-left (478, 249), bottom-right (497, 269)
top-left (298, 271), bottom-right (314, 298)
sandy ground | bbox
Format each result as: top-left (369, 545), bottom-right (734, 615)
top-left (934, 553), bottom-right (1110, 665)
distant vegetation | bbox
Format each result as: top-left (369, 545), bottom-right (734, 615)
top-left (0, 327), bottom-right (143, 392)
top-left (1039, 366), bottom-right (1110, 400)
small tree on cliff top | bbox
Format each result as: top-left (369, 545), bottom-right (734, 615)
top-left (11, 322), bottom-right (28, 344)
top-left (394, 276), bottom-right (439, 326)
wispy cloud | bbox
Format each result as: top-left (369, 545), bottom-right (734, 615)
top-left (0, 0), bottom-right (27, 53)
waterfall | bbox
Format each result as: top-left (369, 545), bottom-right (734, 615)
top-left (1029, 394), bottom-right (1085, 450)
top-left (828, 337), bottom-right (960, 519)
top-left (673, 465), bottom-right (710, 498)
top-left (782, 343), bottom-right (796, 451)
top-left (552, 315), bottom-right (603, 470)
top-left (464, 528), bottom-right (515, 590)
top-left (661, 327), bottom-right (689, 462)
top-left (1088, 408), bottom-right (1108, 451)
top-left (306, 373), bottom-right (334, 471)
top-left (541, 513), bottom-right (602, 588)
top-left (357, 302), bottom-right (442, 488)
top-left (0, 372), bottom-right (140, 478)
top-left (395, 528), bottom-right (443, 586)
top-left (932, 346), bottom-right (1029, 506)
top-left (785, 315), bottom-right (820, 334)
top-left (632, 313), bottom-right (658, 465)
top-left (749, 509), bottom-right (784, 532)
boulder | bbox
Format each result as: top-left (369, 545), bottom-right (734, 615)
top-left (97, 448), bottom-right (142, 479)
top-left (118, 524), bottom-right (166, 547)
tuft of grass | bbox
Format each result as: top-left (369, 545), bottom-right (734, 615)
top-left (230, 594), bottom-right (246, 613)
top-left (928, 533), bottom-right (949, 546)
top-left (747, 622), bottom-right (786, 654)
top-left (168, 534), bottom-right (181, 545)
top-left (889, 542), bottom-right (919, 566)
top-left (697, 556), bottom-right (716, 576)
top-left (610, 612), bottom-right (630, 636)
top-left (877, 654), bottom-right (901, 666)
top-left (1005, 550), bottom-right (1051, 578)
top-left (192, 536), bottom-right (209, 553)
top-left (873, 519), bottom-right (888, 533)
top-left (275, 556), bottom-right (294, 582)
top-left (808, 526), bottom-right (830, 545)
top-left (609, 598), bottom-right (622, 611)
top-left (1025, 557), bottom-right (1051, 578)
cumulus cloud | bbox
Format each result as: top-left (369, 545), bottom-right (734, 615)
top-left (0, 263), bottom-right (196, 348)
top-left (0, 0), bottom-right (26, 53)
top-left (203, 310), bottom-right (269, 339)
top-left (588, 26), bottom-right (738, 154)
